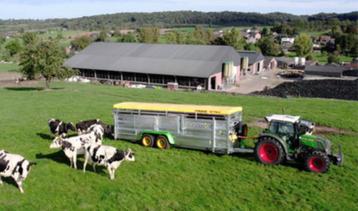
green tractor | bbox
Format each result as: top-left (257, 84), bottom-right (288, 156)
top-left (254, 115), bottom-right (343, 173)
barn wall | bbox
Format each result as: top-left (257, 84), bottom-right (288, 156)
top-left (235, 65), bottom-right (240, 83)
top-left (208, 72), bottom-right (223, 90)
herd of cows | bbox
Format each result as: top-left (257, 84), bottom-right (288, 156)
top-left (0, 118), bottom-right (135, 193)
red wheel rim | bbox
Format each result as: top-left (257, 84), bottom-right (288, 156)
top-left (308, 157), bottom-right (325, 172)
top-left (258, 143), bottom-right (279, 163)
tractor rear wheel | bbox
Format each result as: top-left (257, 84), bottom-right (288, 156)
top-left (255, 137), bottom-right (285, 165)
top-left (156, 135), bottom-right (170, 149)
top-left (304, 151), bottom-right (330, 173)
top-left (141, 134), bottom-right (155, 147)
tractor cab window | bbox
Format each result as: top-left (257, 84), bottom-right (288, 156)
top-left (268, 121), bottom-right (295, 138)
top-left (277, 122), bottom-right (294, 137)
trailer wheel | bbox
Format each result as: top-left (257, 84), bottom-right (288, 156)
top-left (141, 134), bottom-right (155, 147)
top-left (255, 137), bottom-right (285, 165)
top-left (156, 135), bottom-right (170, 149)
top-left (304, 151), bottom-right (330, 173)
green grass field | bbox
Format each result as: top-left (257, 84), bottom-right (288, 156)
top-left (0, 82), bottom-right (357, 210)
top-left (0, 63), bottom-right (19, 72)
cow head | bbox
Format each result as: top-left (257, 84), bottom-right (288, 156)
top-left (125, 148), bottom-right (135, 162)
top-left (50, 136), bottom-right (63, 149)
top-left (66, 122), bottom-right (76, 132)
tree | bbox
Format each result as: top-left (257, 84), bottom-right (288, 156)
top-left (222, 28), bottom-right (245, 50)
top-left (71, 36), bottom-right (92, 51)
top-left (96, 30), bottom-right (108, 42)
top-left (117, 33), bottom-right (137, 43)
top-left (20, 40), bottom-right (75, 89)
top-left (294, 34), bottom-right (312, 57)
top-left (0, 36), bottom-right (6, 46)
top-left (327, 53), bottom-right (340, 64)
top-left (244, 43), bottom-right (258, 51)
top-left (258, 36), bottom-right (282, 56)
top-left (22, 32), bottom-right (39, 45)
top-left (5, 39), bottom-right (22, 57)
top-left (137, 27), bottom-right (160, 43)
top-left (261, 27), bottom-right (270, 36)
top-left (19, 33), bottom-right (40, 80)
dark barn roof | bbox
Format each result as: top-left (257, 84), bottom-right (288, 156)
top-left (237, 51), bottom-right (264, 65)
top-left (305, 64), bottom-right (345, 77)
top-left (65, 42), bottom-right (241, 78)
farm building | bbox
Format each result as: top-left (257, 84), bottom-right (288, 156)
top-left (304, 64), bottom-right (345, 77)
top-left (64, 42), bottom-right (241, 90)
top-left (238, 51), bottom-right (265, 75)
top-left (264, 57), bottom-right (277, 71)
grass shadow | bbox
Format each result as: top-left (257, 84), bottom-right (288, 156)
top-left (5, 87), bottom-right (44, 91)
top-left (36, 151), bottom-right (70, 166)
top-left (36, 133), bottom-right (53, 141)
top-left (2, 177), bottom-right (19, 190)
top-left (4, 87), bottom-right (64, 91)
top-left (35, 151), bottom-right (106, 174)
top-left (232, 152), bottom-right (306, 171)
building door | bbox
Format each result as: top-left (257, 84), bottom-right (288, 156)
top-left (257, 62), bottom-right (261, 73)
top-left (210, 77), bottom-right (216, 90)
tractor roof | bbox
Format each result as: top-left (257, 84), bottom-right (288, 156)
top-left (265, 115), bottom-right (300, 123)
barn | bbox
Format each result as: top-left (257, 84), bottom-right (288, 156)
top-left (64, 42), bottom-right (242, 90)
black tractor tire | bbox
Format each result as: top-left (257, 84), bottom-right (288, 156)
top-left (304, 151), bottom-right (330, 173)
top-left (255, 137), bottom-right (285, 165)
top-left (141, 134), bottom-right (155, 147)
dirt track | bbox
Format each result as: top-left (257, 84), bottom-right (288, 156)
top-left (0, 72), bottom-right (39, 88)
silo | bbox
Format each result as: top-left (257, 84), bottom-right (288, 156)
top-left (294, 57), bottom-right (299, 66)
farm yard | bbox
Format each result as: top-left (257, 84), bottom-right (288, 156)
top-left (0, 82), bottom-right (357, 210)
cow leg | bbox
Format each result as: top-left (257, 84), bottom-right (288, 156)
top-left (69, 157), bottom-right (73, 168)
top-left (83, 153), bottom-right (88, 173)
top-left (0, 176), bottom-right (3, 185)
top-left (73, 153), bottom-right (77, 169)
top-left (17, 180), bottom-right (24, 193)
top-left (111, 168), bottom-right (116, 180)
top-left (92, 164), bottom-right (96, 172)
top-left (13, 176), bottom-right (24, 193)
top-left (107, 166), bottom-right (114, 180)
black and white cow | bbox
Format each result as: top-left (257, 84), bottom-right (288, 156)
top-left (83, 144), bottom-right (135, 180)
top-left (76, 119), bottom-right (114, 138)
top-left (49, 128), bottom-right (103, 169)
top-left (0, 150), bottom-right (35, 193)
top-left (76, 119), bottom-right (100, 135)
top-left (48, 119), bottom-right (76, 137)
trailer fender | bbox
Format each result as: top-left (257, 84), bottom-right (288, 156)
top-left (139, 130), bottom-right (175, 145)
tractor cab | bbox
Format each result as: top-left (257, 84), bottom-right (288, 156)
top-left (264, 115), bottom-right (315, 148)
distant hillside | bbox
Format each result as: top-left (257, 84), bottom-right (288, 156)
top-left (0, 11), bottom-right (357, 32)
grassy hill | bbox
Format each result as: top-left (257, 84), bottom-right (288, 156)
top-left (0, 82), bottom-right (357, 210)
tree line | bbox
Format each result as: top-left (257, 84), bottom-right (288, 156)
top-left (0, 11), bottom-right (357, 32)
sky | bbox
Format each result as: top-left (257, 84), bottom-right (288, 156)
top-left (0, 0), bottom-right (357, 19)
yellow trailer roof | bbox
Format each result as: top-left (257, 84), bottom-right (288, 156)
top-left (113, 102), bottom-right (242, 115)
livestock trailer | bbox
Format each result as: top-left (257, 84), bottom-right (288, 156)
top-left (113, 102), bottom-right (249, 154)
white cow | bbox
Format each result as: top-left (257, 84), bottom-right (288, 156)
top-left (0, 150), bottom-right (35, 193)
top-left (83, 144), bottom-right (135, 180)
top-left (49, 130), bottom-right (103, 169)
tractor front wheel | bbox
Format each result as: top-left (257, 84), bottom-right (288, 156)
top-left (255, 137), bottom-right (285, 165)
top-left (304, 151), bottom-right (330, 173)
